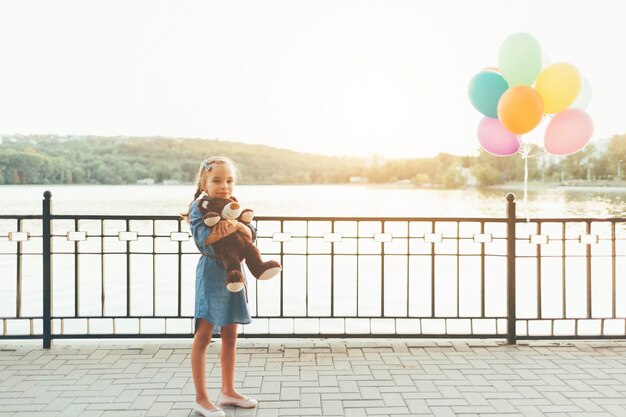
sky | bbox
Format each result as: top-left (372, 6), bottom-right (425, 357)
top-left (1, 0), bottom-right (625, 158)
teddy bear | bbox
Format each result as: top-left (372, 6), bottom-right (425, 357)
top-left (197, 196), bottom-right (282, 294)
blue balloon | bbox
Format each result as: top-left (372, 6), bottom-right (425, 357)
top-left (468, 71), bottom-right (509, 118)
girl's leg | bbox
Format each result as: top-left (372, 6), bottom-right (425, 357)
top-left (191, 319), bottom-right (219, 409)
top-left (219, 323), bottom-right (245, 398)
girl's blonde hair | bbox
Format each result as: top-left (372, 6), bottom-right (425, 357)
top-left (181, 156), bottom-right (238, 223)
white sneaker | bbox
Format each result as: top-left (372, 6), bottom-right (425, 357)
top-left (193, 402), bottom-right (225, 417)
top-left (218, 392), bottom-right (258, 408)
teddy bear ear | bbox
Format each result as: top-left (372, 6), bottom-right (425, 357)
top-left (203, 214), bottom-right (220, 227)
top-left (239, 209), bottom-right (254, 223)
top-left (200, 200), bottom-right (209, 210)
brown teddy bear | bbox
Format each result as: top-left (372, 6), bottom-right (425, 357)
top-left (198, 196), bottom-right (282, 294)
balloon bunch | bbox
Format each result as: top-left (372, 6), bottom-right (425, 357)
top-left (468, 32), bottom-right (593, 220)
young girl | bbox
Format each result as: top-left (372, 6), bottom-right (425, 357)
top-left (183, 156), bottom-right (258, 417)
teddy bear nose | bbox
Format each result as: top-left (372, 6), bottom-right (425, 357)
top-left (230, 202), bottom-right (240, 210)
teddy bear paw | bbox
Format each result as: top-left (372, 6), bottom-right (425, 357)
top-left (226, 282), bottom-right (245, 292)
top-left (225, 270), bottom-right (245, 292)
top-left (258, 265), bottom-right (282, 281)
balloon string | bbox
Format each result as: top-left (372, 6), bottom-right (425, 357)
top-left (524, 150), bottom-right (529, 223)
top-left (518, 140), bottom-right (533, 224)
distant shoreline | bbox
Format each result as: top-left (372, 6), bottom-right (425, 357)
top-left (3, 181), bottom-right (626, 192)
top-left (488, 181), bottom-right (626, 192)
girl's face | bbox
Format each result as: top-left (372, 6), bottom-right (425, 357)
top-left (204, 163), bottom-right (235, 199)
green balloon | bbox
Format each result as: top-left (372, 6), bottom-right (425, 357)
top-left (498, 33), bottom-right (542, 87)
top-left (468, 71), bottom-right (509, 118)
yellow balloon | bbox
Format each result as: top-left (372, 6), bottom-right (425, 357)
top-left (535, 63), bottom-right (581, 114)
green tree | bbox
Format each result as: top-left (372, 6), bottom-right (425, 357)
top-left (561, 144), bottom-right (596, 180)
top-left (1, 133), bottom-right (623, 186)
top-left (606, 134), bottom-right (626, 180)
top-left (471, 149), bottom-right (525, 185)
top-left (472, 164), bottom-right (501, 186)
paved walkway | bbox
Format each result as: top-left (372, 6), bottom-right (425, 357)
top-left (1, 338), bottom-right (625, 417)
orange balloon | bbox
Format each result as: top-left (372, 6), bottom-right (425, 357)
top-left (497, 86), bottom-right (544, 134)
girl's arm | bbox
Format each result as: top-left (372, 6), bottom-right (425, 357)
top-left (204, 219), bottom-right (238, 246)
top-left (236, 222), bottom-right (253, 240)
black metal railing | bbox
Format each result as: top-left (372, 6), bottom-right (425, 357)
top-left (1, 191), bottom-right (625, 348)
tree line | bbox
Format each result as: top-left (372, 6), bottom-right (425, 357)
top-left (0, 134), bottom-right (625, 187)
top-left (0, 135), bottom-right (365, 185)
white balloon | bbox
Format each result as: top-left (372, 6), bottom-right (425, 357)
top-left (571, 78), bottom-right (592, 110)
top-left (543, 54), bottom-right (553, 67)
top-left (521, 115), bottom-right (551, 146)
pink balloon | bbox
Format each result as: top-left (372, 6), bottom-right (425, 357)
top-left (477, 117), bottom-right (520, 156)
top-left (544, 109), bottom-right (593, 155)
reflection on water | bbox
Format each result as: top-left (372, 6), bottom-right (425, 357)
top-left (559, 189), bottom-right (626, 218)
top-left (1, 184), bottom-right (626, 217)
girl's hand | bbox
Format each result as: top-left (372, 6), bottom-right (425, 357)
top-left (213, 219), bottom-right (239, 238)
top-left (236, 222), bottom-right (252, 239)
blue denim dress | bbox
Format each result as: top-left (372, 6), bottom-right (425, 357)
top-left (189, 199), bottom-right (254, 334)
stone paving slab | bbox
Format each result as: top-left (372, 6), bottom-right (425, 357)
top-left (1, 339), bottom-right (625, 416)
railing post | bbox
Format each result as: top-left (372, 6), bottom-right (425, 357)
top-left (506, 193), bottom-right (517, 345)
top-left (43, 191), bottom-right (52, 349)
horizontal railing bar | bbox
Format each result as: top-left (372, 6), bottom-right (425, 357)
top-left (0, 253), bottom-right (45, 255)
top-left (518, 218), bottom-right (626, 223)
top-left (8, 315), bottom-right (623, 320)
top-left (517, 317), bottom-right (626, 320)
top-left (0, 251), bottom-right (536, 258)
top-left (37, 252), bottom-right (513, 256)
top-left (517, 335), bottom-right (626, 340)
top-left (23, 233), bottom-right (626, 240)
top-left (49, 333), bottom-right (506, 339)
top-left (4, 214), bottom-right (626, 222)
top-left (14, 235), bottom-right (626, 242)
top-left (13, 251), bottom-right (626, 259)
top-left (8, 235), bottom-right (625, 242)
top-left (516, 255), bottom-right (624, 259)
top-left (45, 234), bottom-right (513, 239)
top-left (51, 215), bottom-right (178, 220)
top-left (0, 335), bottom-right (41, 339)
top-left (8, 250), bottom-right (626, 255)
top-left (6, 333), bottom-right (626, 340)
top-left (58, 215), bottom-right (513, 222)
top-left (44, 315), bottom-right (509, 320)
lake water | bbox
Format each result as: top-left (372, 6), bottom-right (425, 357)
top-left (2, 183), bottom-right (626, 218)
top-left (2, 184), bottom-right (625, 336)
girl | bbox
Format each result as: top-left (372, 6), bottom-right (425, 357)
top-left (182, 156), bottom-right (258, 417)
